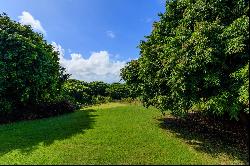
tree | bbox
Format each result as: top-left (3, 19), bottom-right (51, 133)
top-left (107, 83), bottom-right (130, 100)
top-left (62, 79), bottom-right (91, 106)
top-left (88, 81), bottom-right (109, 97)
top-left (120, 60), bottom-right (142, 99)
top-left (121, 0), bottom-right (249, 119)
top-left (0, 13), bottom-right (68, 115)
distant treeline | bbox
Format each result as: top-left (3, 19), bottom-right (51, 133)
top-left (62, 79), bottom-right (138, 107)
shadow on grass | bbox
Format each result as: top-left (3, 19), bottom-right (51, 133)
top-left (158, 115), bottom-right (249, 164)
top-left (0, 108), bottom-right (97, 156)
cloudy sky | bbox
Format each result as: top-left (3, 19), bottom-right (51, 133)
top-left (0, 0), bottom-right (165, 83)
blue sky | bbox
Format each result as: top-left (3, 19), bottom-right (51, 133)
top-left (0, 0), bottom-right (165, 83)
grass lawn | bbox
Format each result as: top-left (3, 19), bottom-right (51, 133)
top-left (0, 103), bottom-right (246, 165)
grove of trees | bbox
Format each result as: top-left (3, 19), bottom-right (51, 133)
top-left (63, 79), bottom-right (136, 107)
top-left (1, 0), bottom-right (249, 124)
top-left (0, 13), bottom-right (134, 123)
top-left (121, 0), bottom-right (249, 120)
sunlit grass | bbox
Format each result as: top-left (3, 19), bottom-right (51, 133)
top-left (0, 103), bottom-right (245, 164)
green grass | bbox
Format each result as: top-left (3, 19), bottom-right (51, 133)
top-left (0, 103), bottom-right (246, 164)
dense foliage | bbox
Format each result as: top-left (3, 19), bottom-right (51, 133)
top-left (0, 13), bottom-right (70, 121)
top-left (88, 81), bottom-right (109, 97)
top-left (0, 11), bottom-right (134, 123)
top-left (62, 79), bottom-right (135, 107)
top-left (62, 79), bottom-right (92, 107)
top-left (107, 83), bottom-right (130, 100)
top-left (121, 0), bottom-right (249, 120)
top-left (120, 60), bottom-right (142, 99)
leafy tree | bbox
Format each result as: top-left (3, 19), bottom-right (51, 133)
top-left (0, 13), bottom-right (68, 115)
top-left (121, 0), bottom-right (249, 119)
top-left (120, 60), bottom-right (142, 99)
top-left (62, 79), bottom-right (133, 106)
top-left (88, 81), bottom-right (109, 97)
top-left (62, 79), bottom-right (91, 106)
top-left (107, 83), bottom-right (130, 100)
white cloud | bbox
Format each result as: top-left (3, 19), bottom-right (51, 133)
top-left (52, 41), bottom-right (64, 60)
top-left (52, 42), bottom-right (126, 83)
top-left (18, 11), bottom-right (46, 34)
top-left (106, 30), bottom-right (115, 39)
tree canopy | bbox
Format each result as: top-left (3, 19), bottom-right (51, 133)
top-left (121, 0), bottom-right (249, 119)
top-left (0, 13), bottom-right (67, 115)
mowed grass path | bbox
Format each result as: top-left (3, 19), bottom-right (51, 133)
top-left (0, 103), bottom-right (244, 164)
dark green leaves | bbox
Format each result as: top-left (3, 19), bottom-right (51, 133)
top-left (0, 13), bottom-right (67, 114)
top-left (121, 0), bottom-right (249, 120)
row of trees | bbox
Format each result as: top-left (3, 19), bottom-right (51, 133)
top-left (121, 0), bottom-right (249, 120)
top-left (62, 79), bottom-right (135, 107)
top-left (0, 13), bottom-right (135, 123)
